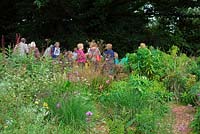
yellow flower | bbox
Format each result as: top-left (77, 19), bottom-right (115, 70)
top-left (4, 125), bottom-right (8, 129)
top-left (43, 102), bottom-right (49, 109)
top-left (35, 101), bottom-right (39, 105)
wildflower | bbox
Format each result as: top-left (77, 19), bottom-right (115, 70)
top-left (99, 85), bottom-right (104, 91)
top-left (4, 125), bottom-right (8, 129)
top-left (106, 80), bottom-right (110, 84)
top-left (86, 111), bottom-right (93, 123)
top-left (86, 82), bottom-right (90, 86)
top-left (35, 101), bottom-right (39, 105)
top-left (187, 104), bottom-right (193, 107)
top-left (56, 103), bottom-right (61, 109)
top-left (86, 111), bottom-right (93, 116)
top-left (43, 102), bottom-right (49, 109)
top-left (197, 93), bottom-right (200, 97)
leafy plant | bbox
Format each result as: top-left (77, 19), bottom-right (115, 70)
top-left (45, 94), bottom-right (95, 127)
top-left (127, 47), bottom-right (169, 80)
top-left (191, 107), bottom-right (200, 134)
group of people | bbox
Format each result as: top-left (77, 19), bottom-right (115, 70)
top-left (13, 38), bottom-right (40, 59)
top-left (13, 38), bottom-right (120, 75)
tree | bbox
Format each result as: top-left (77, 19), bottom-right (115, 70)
top-left (0, 0), bottom-right (199, 56)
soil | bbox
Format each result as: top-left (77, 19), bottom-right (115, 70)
top-left (171, 104), bottom-right (195, 134)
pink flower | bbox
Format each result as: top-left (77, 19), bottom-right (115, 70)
top-left (86, 111), bottom-right (93, 116)
top-left (106, 80), bottom-right (110, 84)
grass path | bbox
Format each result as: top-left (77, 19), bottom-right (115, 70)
top-left (171, 104), bottom-right (195, 134)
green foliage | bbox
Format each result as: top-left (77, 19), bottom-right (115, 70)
top-left (107, 118), bottom-right (125, 134)
top-left (180, 80), bottom-right (200, 105)
top-left (135, 109), bottom-right (157, 134)
top-left (1, 44), bottom-right (200, 134)
top-left (1, 0), bottom-right (199, 56)
top-left (191, 107), bottom-right (200, 134)
top-left (163, 49), bottom-right (198, 104)
top-left (127, 47), bottom-right (169, 79)
top-left (191, 57), bottom-right (200, 80)
top-left (89, 75), bottom-right (112, 93)
top-left (45, 94), bottom-right (95, 127)
top-left (99, 75), bottom-right (170, 133)
top-left (34, 0), bottom-right (48, 8)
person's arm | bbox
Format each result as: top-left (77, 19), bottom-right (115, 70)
top-left (35, 48), bottom-right (40, 58)
top-left (13, 44), bottom-right (18, 53)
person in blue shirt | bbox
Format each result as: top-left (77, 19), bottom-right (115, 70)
top-left (103, 43), bottom-right (115, 75)
top-left (114, 52), bottom-right (119, 64)
top-left (51, 42), bottom-right (61, 59)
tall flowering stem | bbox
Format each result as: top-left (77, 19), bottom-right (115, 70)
top-left (86, 111), bottom-right (93, 134)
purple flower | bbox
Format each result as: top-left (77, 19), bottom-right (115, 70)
top-left (86, 111), bottom-right (93, 116)
top-left (56, 103), bottom-right (61, 109)
top-left (197, 93), bottom-right (200, 97)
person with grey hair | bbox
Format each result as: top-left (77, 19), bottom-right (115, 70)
top-left (13, 38), bottom-right (29, 56)
top-left (29, 41), bottom-right (40, 59)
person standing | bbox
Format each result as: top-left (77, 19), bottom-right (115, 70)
top-left (13, 38), bottom-right (29, 56)
top-left (87, 41), bottom-right (101, 72)
top-left (76, 43), bottom-right (86, 69)
top-left (29, 41), bottom-right (40, 59)
top-left (51, 42), bottom-right (61, 59)
top-left (102, 43), bottom-right (115, 75)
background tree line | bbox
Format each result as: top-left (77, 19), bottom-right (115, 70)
top-left (0, 0), bottom-right (199, 56)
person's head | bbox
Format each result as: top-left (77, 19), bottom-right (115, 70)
top-left (77, 43), bottom-right (84, 50)
top-left (68, 51), bottom-right (73, 57)
top-left (89, 40), bottom-right (97, 48)
top-left (63, 49), bottom-right (68, 54)
top-left (114, 52), bottom-right (118, 59)
top-left (139, 43), bottom-right (146, 48)
top-left (30, 41), bottom-right (36, 48)
top-left (74, 47), bottom-right (77, 51)
top-left (106, 43), bottom-right (112, 50)
top-left (21, 38), bottom-right (26, 43)
top-left (54, 42), bottom-right (60, 48)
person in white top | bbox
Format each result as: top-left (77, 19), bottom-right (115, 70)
top-left (14, 38), bottom-right (29, 56)
top-left (43, 44), bottom-right (53, 57)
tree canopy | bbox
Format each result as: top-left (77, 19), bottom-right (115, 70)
top-left (0, 0), bottom-right (199, 56)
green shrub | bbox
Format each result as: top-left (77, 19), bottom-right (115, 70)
top-left (181, 81), bottom-right (200, 105)
top-left (191, 107), bottom-right (200, 134)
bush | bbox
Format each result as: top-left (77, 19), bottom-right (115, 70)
top-left (191, 107), bottom-right (200, 134)
top-left (182, 81), bottom-right (200, 105)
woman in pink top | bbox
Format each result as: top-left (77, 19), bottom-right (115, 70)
top-left (76, 43), bottom-right (86, 68)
